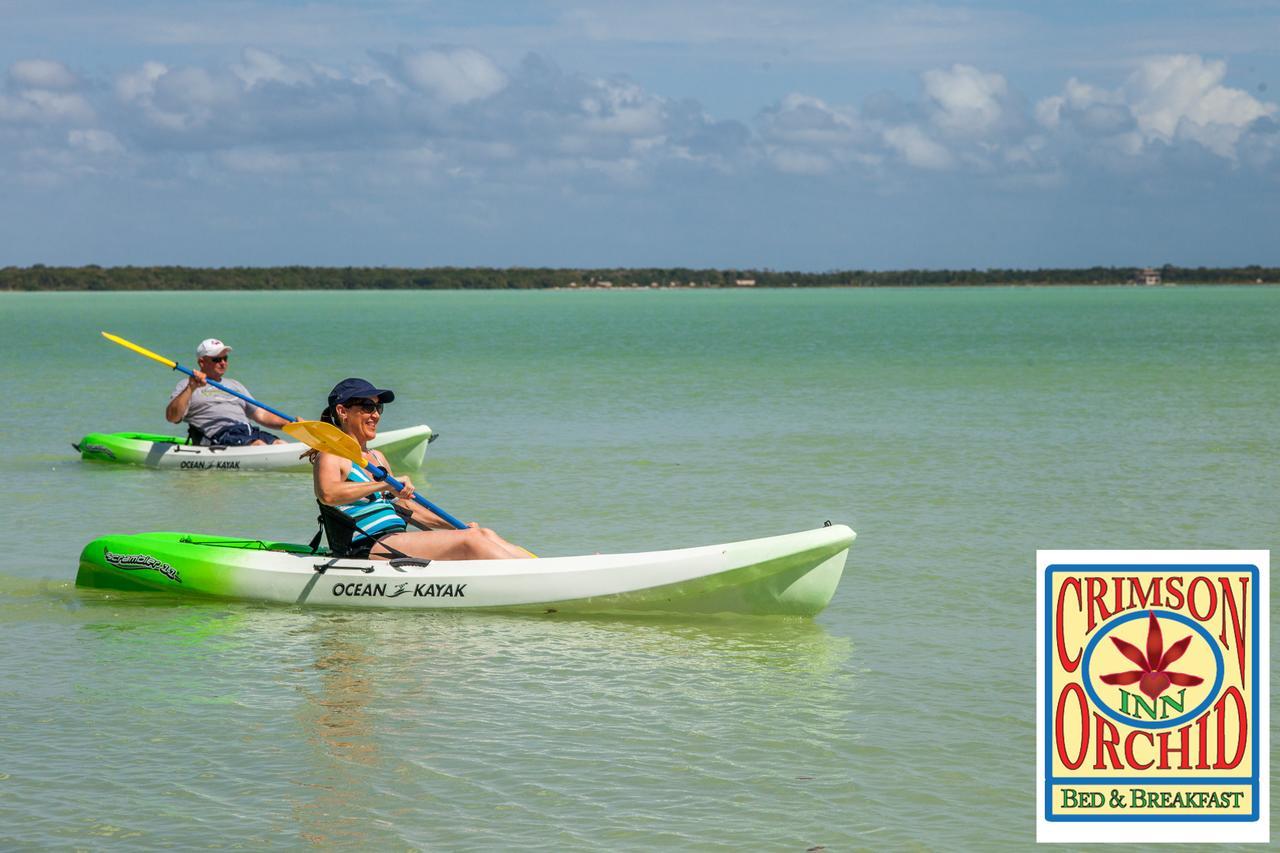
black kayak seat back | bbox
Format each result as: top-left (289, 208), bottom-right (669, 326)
top-left (185, 423), bottom-right (226, 448)
top-left (310, 501), bottom-right (414, 560)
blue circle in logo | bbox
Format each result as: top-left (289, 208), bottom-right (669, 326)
top-left (1081, 608), bottom-right (1224, 731)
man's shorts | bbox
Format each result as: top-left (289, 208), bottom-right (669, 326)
top-left (208, 423), bottom-right (282, 446)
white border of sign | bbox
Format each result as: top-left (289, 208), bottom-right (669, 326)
top-left (1036, 550), bottom-right (1269, 844)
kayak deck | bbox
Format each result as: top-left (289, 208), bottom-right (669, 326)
top-left (77, 525), bottom-right (855, 617)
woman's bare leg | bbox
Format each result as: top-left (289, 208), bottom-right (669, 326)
top-left (372, 527), bottom-right (530, 560)
top-left (475, 527), bottom-right (531, 559)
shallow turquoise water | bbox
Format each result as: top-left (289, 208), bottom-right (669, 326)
top-left (0, 287), bottom-right (1276, 848)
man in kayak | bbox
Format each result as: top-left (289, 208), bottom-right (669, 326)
top-left (165, 338), bottom-right (290, 445)
top-left (311, 377), bottom-right (530, 560)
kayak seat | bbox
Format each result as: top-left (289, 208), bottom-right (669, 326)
top-left (309, 501), bottom-right (414, 561)
top-left (185, 423), bottom-right (227, 448)
top-left (186, 423), bottom-right (208, 446)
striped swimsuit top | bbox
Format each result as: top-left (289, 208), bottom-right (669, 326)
top-left (336, 463), bottom-right (408, 544)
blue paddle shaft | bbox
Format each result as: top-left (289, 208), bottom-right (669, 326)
top-left (173, 363), bottom-right (297, 423)
top-left (363, 461), bottom-right (468, 530)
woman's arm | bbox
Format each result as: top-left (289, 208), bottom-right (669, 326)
top-left (396, 498), bottom-right (453, 530)
top-left (367, 450), bottom-right (452, 530)
top-left (313, 452), bottom-right (391, 505)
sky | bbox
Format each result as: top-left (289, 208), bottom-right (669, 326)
top-left (2, 0), bottom-right (1278, 270)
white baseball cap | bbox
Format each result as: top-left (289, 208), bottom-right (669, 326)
top-left (196, 338), bottom-right (232, 358)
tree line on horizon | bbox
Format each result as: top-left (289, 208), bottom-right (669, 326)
top-left (1, 264), bottom-right (1275, 291)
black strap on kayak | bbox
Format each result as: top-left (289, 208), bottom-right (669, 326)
top-left (186, 423), bottom-right (208, 446)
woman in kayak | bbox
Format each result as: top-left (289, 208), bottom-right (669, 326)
top-left (311, 377), bottom-right (531, 561)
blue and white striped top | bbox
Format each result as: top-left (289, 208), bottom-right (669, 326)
top-left (336, 465), bottom-right (408, 544)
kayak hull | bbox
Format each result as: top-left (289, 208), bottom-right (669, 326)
top-left (73, 425), bottom-right (435, 472)
top-left (76, 525), bottom-right (855, 616)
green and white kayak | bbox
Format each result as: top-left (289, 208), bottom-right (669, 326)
top-left (73, 424), bottom-right (435, 472)
top-left (77, 524), bottom-right (855, 616)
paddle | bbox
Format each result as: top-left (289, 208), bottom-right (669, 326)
top-left (101, 332), bottom-right (297, 423)
top-left (284, 419), bottom-right (470, 531)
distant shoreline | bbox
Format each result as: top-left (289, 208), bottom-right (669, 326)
top-left (1, 265), bottom-right (1275, 291)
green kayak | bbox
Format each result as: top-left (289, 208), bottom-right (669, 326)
top-left (73, 424), bottom-right (435, 472)
top-left (77, 524), bottom-right (856, 616)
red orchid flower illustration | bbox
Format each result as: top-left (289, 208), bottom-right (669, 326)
top-left (1100, 611), bottom-right (1204, 700)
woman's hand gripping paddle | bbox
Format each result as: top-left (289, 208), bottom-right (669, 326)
top-left (284, 419), bottom-right (470, 530)
top-left (101, 332), bottom-right (297, 423)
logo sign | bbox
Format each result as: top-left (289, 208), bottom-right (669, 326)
top-left (103, 548), bottom-right (182, 583)
top-left (1037, 551), bottom-right (1269, 844)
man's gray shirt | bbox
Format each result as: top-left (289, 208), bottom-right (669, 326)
top-left (170, 377), bottom-right (258, 438)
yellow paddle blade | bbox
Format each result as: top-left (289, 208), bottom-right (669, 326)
top-left (283, 420), bottom-right (364, 463)
top-left (101, 332), bottom-right (177, 369)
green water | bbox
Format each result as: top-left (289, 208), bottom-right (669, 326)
top-left (1, 288), bottom-right (1276, 848)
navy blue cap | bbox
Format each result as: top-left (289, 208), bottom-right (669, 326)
top-left (327, 377), bottom-right (395, 408)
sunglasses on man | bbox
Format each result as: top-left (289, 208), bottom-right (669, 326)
top-left (203, 355), bottom-right (229, 363)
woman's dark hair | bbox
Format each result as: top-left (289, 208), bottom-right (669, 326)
top-left (302, 405), bottom-right (340, 463)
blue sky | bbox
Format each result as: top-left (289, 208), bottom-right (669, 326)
top-left (2, 1), bottom-right (1278, 270)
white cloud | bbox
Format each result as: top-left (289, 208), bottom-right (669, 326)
top-left (158, 67), bottom-right (237, 109)
top-left (81, 48), bottom-right (754, 194)
top-left (1126, 54), bottom-right (1274, 157)
top-left (116, 63), bottom-right (240, 132)
top-left (115, 61), bottom-right (168, 102)
top-left (580, 81), bottom-right (664, 136)
top-left (1036, 54), bottom-right (1276, 160)
top-left (7, 43), bottom-right (1276, 202)
top-left (1036, 79), bottom-right (1125, 131)
top-left (756, 71), bottom-right (1038, 176)
top-left (923, 64), bottom-right (1009, 136)
top-left (232, 48), bottom-right (316, 89)
top-left (0, 59), bottom-right (93, 125)
top-left (68, 128), bottom-right (124, 155)
top-left (883, 124), bottom-right (954, 169)
top-left (9, 59), bottom-right (79, 90)
top-left (0, 89), bottom-right (94, 125)
top-left (756, 94), bottom-right (873, 175)
top-left (398, 48), bottom-right (508, 105)
top-left (759, 94), bottom-right (862, 147)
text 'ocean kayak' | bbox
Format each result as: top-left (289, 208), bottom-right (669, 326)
top-left (77, 525), bottom-right (855, 616)
top-left (73, 424), bottom-right (435, 472)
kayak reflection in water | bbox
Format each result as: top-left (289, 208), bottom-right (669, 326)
top-left (309, 377), bottom-right (531, 561)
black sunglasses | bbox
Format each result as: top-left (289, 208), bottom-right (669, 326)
top-left (205, 355), bottom-right (228, 363)
top-left (341, 399), bottom-right (384, 414)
